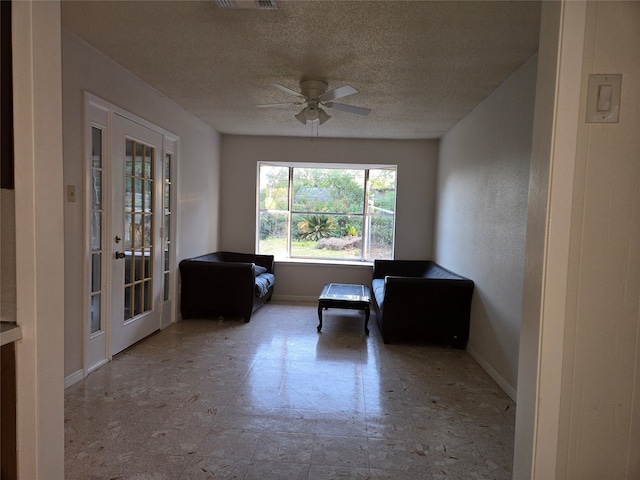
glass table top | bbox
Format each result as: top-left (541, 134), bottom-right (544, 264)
top-left (319, 283), bottom-right (370, 302)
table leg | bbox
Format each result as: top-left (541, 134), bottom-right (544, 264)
top-left (364, 305), bottom-right (370, 335)
top-left (317, 303), bottom-right (323, 332)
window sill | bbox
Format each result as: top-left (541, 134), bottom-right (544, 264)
top-left (274, 257), bottom-right (374, 268)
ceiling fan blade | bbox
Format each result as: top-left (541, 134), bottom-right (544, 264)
top-left (318, 85), bottom-right (358, 102)
top-left (257, 102), bottom-right (304, 108)
top-left (270, 83), bottom-right (305, 98)
top-left (325, 102), bottom-right (371, 116)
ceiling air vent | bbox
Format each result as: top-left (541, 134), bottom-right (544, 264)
top-left (215, 0), bottom-right (236, 8)
top-left (215, 0), bottom-right (278, 9)
top-left (256, 0), bottom-right (278, 9)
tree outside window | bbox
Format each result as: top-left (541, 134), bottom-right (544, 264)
top-left (258, 163), bottom-right (396, 261)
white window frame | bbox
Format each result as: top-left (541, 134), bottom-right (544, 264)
top-left (256, 161), bottom-right (397, 262)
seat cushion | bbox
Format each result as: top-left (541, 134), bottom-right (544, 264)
top-left (255, 273), bottom-right (275, 297)
top-left (371, 278), bottom-right (385, 310)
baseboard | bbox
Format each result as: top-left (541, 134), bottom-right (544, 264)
top-left (271, 294), bottom-right (316, 303)
top-left (64, 369), bottom-right (84, 389)
top-left (87, 358), bottom-right (110, 375)
top-left (466, 343), bottom-right (517, 401)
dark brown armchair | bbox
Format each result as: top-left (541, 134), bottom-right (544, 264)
top-left (371, 260), bottom-right (474, 347)
top-left (179, 251), bottom-right (275, 322)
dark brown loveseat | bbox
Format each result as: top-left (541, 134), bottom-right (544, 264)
top-left (179, 251), bottom-right (275, 322)
top-left (371, 260), bottom-right (474, 348)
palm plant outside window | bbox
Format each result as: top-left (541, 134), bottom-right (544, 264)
top-left (257, 163), bottom-right (396, 261)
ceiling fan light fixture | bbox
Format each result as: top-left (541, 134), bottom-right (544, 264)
top-left (295, 105), bottom-right (328, 125)
top-left (295, 108), bottom-right (307, 125)
top-left (318, 108), bottom-right (331, 125)
top-left (304, 105), bottom-right (319, 122)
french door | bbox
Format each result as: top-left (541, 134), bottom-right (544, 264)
top-left (84, 95), bottom-right (177, 375)
top-left (110, 115), bottom-right (163, 355)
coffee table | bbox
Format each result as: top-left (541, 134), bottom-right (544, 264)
top-left (317, 283), bottom-right (371, 335)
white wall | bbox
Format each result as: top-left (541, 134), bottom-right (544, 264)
top-left (514, 2), bottom-right (640, 478)
top-left (62, 30), bottom-right (221, 378)
top-left (514, 2), bottom-right (569, 475)
top-left (219, 135), bottom-right (438, 299)
top-left (557, 2), bottom-right (640, 477)
top-left (13, 1), bottom-right (65, 476)
top-left (434, 56), bottom-right (537, 397)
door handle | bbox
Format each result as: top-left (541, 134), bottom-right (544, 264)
top-left (115, 252), bottom-right (126, 259)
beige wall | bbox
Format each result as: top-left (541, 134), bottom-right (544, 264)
top-left (435, 55), bottom-right (538, 398)
top-left (219, 135), bottom-right (439, 299)
top-left (62, 30), bottom-right (221, 379)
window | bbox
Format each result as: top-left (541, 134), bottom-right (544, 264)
top-left (257, 163), bottom-right (396, 261)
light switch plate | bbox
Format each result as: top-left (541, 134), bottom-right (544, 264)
top-left (586, 74), bottom-right (622, 123)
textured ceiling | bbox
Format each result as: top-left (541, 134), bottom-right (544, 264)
top-left (61, 1), bottom-right (541, 139)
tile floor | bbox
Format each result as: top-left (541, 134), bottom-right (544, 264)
top-left (65, 302), bottom-right (516, 479)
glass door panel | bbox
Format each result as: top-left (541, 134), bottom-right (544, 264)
top-left (123, 139), bottom-right (154, 323)
top-left (162, 153), bottom-right (172, 302)
top-left (90, 126), bottom-right (104, 335)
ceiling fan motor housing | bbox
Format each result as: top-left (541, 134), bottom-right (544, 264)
top-left (299, 80), bottom-right (328, 101)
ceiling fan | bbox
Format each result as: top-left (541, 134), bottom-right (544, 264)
top-left (257, 80), bottom-right (371, 125)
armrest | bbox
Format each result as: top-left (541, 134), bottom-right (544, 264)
top-left (180, 260), bottom-right (256, 287)
top-left (383, 276), bottom-right (474, 314)
top-left (373, 260), bottom-right (433, 279)
top-left (216, 252), bottom-right (275, 273)
top-left (179, 260), bottom-right (255, 317)
top-left (384, 275), bottom-right (472, 290)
